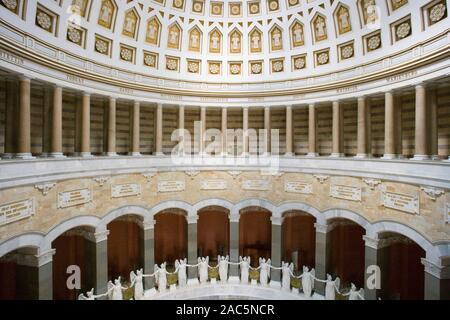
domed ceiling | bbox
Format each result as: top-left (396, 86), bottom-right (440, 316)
top-left (0, 0), bottom-right (448, 84)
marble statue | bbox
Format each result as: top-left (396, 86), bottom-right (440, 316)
top-left (348, 283), bottom-right (364, 300)
top-left (130, 269), bottom-right (145, 300)
top-left (78, 288), bottom-right (105, 300)
top-left (154, 262), bottom-right (168, 292)
top-left (259, 258), bottom-right (271, 286)
top-left (218, 255), bottom-right (229, 283)
top-left (301, 266), bottom-right (315, 298)
top-left (198, 257), bottom-right (209, 284)
top-left (175, 258), bottom-right (188, 287)
top-left (107, 277), bottom-right (127, 300)
top-left (281, 262), bottom-right (293, 291)
top-left (325, 274), bottom-right (340, 300)
top-left (239, 256), bottom-right (250, 284)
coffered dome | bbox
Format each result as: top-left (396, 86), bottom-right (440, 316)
top-left (0, 0), bottom-right (448, 88)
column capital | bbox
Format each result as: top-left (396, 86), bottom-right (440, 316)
top-left (421, 258), bottom-right (450, 280)
top-left (143, 219), bottom-right (156, 230)
top-left (314, 223), bottom-right (330, 234)
top-left (309, 103), bottom-right (316, 108)
top-left (187, 215), bottom-right (199, 224)
top-left (270, 216), bottom-right (283, 226)
top-left (94, 230), bottom-right (110, 243)
top-left (109, 96), bottom-right (118, 102)
top-left (81, 91), bottom-right (91, 97)
top-left (363, 235), bottom-right (380, 249)
top-left (229, 213), bottom-right (240, 223)
top-left (18, 75), bottom-right (31, 82)
top-left (357, 95), bottom-right (367, 101)
top-left (36, 249), bottom-right (56, 267)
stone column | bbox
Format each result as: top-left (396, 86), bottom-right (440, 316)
top-left (142, 221), bottom-right (155, 288)
top-left (222, 108), bottom-right (228, 156)
top-left (331, 101), bottom-right (344, 158)
top-left (285, 106), bottom-right (293, 156)
top-left (106, 97), bottom-right (117, 156)
top-left (413, 85), bottom-right (430, 160)
top-left (49, 85), bottom-right (65, 158)
top-left (395, 95), bottom-right (403, 159)
top-left (155, 104), bottom-right (163, 156)
top-left (243, 107), bottom-right (249, 155)
top-left (187, 216), bottom-right (198, 279)
top-left (229, 214), bottom-right (240, 278)
top-left (178, 105), bottom-right (185, 155)
top-left (85, 230), bottom-right (109, 296)
top-left (356, 96), bottom-right (369, 158)
top-left (383, 91), bottom-right (396, 159)
top-left (422, 258), bottom-right (450, 300)
top-left (271, 217), bottom-right (282, 282)
top-left (15, 249), bottom-right (56, 300)
top-left (200, 107), bottom-right (206, 155)
top-left (130, 101), bottom-right (141, 156)
top-left (429, 87), bottom-right (439, 160)
top-left (307, 104), bottom-right (318, 157)
top-left (264, 107), bottom-right (271, 155)
top-left (80, 93), bottom-right (91, 157)
top-left (3, 80), bottom-right (17, 159)
top-left (16, 77), bottom-right (34, 159)
top-left (362, 236), bottom-right (385, 300)
top-left (314, 223), bottom-right (330, 295)
top-left (42, 87), bottom-right (52, 157)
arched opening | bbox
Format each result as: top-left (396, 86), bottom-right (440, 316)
top-left (282, 211), bottom-right (316, 271)
top-left (107, 215), bottom-right (143, 280)
top-left (52, 226), bottom-right (95, 300)
top-left (328, 219), bottom-right (365, 288)
top-left (197, 206), bottom-right (230, 261)
top-left (377, 232), bottom-right (425, 300)
top-left (239, 207), bottom-right (272, 267)
top-left (154, 209), bottom-right (188, 266)
top-left (0, 247), bottom-right (39, 300)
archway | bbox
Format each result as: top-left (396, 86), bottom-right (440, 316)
top-left (197, 206), bottom-right (230, 262)
top-left (107, 215), bottom-right (143, 280)
top-left (328, 218), bottom-right (365, 288)
top-left (378, 232), bottom-right (425, 300)
top-left (0, 247), bottom-right (39, 299)
top-left (282, 211), bottom-right (316, 271)
top-left (239, 207), bottom-right (272, 267)
top-left (154, 209), bottom-right (188, 266)
top-left (52, 226), bottom-right (95, 300)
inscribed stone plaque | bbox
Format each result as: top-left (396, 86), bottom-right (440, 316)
top-left (158, 181), bottom-right (186, 193)
top-left (58, 188), bottom-right (92, 208)
top-left (0, 199), bottom-right (34, 226)
top-left (242, 180), bottom-right (270, 191)
top-left (330, 185), bottom-right (362, 202)
top-left (382, 191), bottom-right (419, 214)
top-left (201, 180), bottom-right (227, 190)
top-left (112, 184), bottom-right (141, 198)
top-left (285, 181), bottom-right (313, 194)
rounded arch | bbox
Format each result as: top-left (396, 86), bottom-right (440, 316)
top-left (276, 201), bottom-right (323, 224)
top-left (323, 208), bottom-right (371, 230)
top-left (149, 200), bottom-right (194, 218)
top-left (232, 198), bottom-right (277, 217)
top-left (370, 220), bottom-right (445, 263)
top-left (0, 233), bottom-right (44, 258)
top-left (41, 215), bottom-right (100, 251)
top-left (193, 198), bottom-right (234, 214)
top-left (97, 205), bottom-right (149, 231)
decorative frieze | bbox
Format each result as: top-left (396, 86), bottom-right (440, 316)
top-left (57, 188), bottom-right (92, 208)
top-left (285, 181), bottom-right (313, 194)
top-left (201, 180), bottom-right (227, 190)
top-left (420, 186), bottom-right (444, 201)
top-left (363, 178), bottom-right (382, 190)
top-left (142, 171), bottom-right (157, 182)
top-left (34, 182), bottom-right (56, 196)
top-left (93, 176), bottom-right (110, 186)
top-left (111, 184), bottom-right (141, 198)
top-left (0, 199), bottom-right (34, 226)
top-left (227, 171), bottom-right (242, 179)
top-left (242, 180), bottom-right (270, 191)
top-left (158, 180), bottom-right (186, 193)
top-left (313, 175), bottom-right (329, 184)
top-left (381, 191), bottom-right (419, 214)
top-left (330, 185), bottom-right (362, 202)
